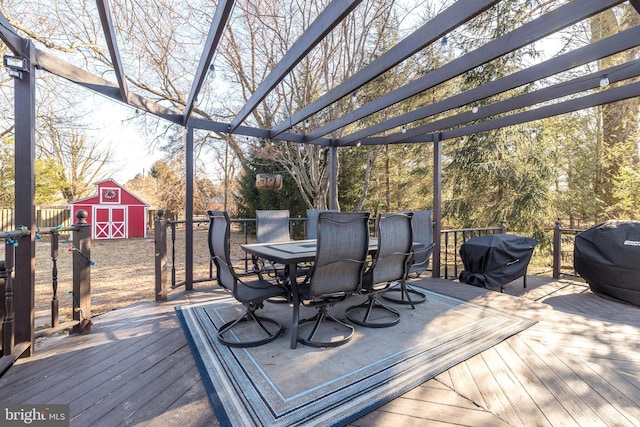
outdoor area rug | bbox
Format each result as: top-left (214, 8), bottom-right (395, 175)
top-left (176, 287), bottom-right (536, 427)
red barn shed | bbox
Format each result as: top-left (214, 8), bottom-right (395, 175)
top-left (69, 179), bottom-right (149, 239)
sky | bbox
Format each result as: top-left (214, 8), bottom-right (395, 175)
top-left (89, 97), bottom-right (164, 184)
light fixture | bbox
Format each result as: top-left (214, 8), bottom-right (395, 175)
top-left (599, 74), bottom-right (609, 88)
top-left (304, 119), bottom-right (309, 128)
top-left (356, 141), bottom-right (361, 147)
top-left (351, 92), bottom-right (357, 102)
top-left (401, 126), bottom-right (407, 134)
top-left (3, 54), bottom-right (28, 79)
top-left (208, 63), bottom-right (216, 78)
top-left (472, 103), bottom-right (479, 114)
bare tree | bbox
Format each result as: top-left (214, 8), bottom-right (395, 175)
top-left (217, 0), bottom-right (400, 209)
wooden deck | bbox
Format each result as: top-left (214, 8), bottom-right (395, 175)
top-left (1, 275), bottom-right (639, 426)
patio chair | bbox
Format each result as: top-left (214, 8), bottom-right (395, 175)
top-left (345, 212), bottom-right (413, 328)
top-left (382, 209), bottom-right (433, 307)
top-left (254, 209), bottom-right (292, 283)
top-left (305, 209), bottom-right (338, 239)
top-left (208, 210), bottom-right (288, 348)
top-left (256, 209), bottom-right (291, 243)
top-left (295, 211), bottom-right (370, 348)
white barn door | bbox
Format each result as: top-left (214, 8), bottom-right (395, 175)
top-left (94, 206), bottom-right (127, 239)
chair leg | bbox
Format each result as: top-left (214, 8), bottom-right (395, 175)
top-left (381, 281), bottom-right (427, 308)
top-left (217, 306), bottom-right (283, 348)
top-left (345, 294), bottom-right (400, 328)
top-left (297, 306), bottom-right (354, 348)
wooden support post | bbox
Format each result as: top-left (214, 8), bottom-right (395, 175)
top-left (13, 40), bottom-right (36, 357)
top-left (329, 145), bottom-right (338, 210)
top-left (432, 133), bottom-right (442, 278)
top-left (72, 210), bottom-right (91, 334)
top-left (154, 210), bottom-right (168, 301)
top-left (552, 220), bottom-right (562, 279)
top-left (185, 126), bottom-right (194, 291)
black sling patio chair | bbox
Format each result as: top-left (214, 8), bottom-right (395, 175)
top-left (295, 211), bottom-right (370, 348)
top-left (382, 209), bottom-right (434, 307)
top-left (208, 210), bottom-right (288, 348)
top-left (345, 212), bottom-right (413, 328)
top-left (305, 209), bottom-right (338, 240)
top-left (252, 209), bottom-right (295, 287)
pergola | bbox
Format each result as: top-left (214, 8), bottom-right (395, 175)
top-left (2, 0), bottom-right (640, 300)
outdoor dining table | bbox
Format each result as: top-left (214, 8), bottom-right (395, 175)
top-left (241, 238), bottom-right (380, 349)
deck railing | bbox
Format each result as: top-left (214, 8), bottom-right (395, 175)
top-left (154, 210), bottom-right (310, 299)
top-left (153, 212), bottom-right (588, 297)
top-left (153, 211), bottom-right (511, 298)
top-left (552, 220), bottom-right (584, 279)
top-left (1, 210), bottom-right (92, 373)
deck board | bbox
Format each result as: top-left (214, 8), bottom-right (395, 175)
top-left (0, 276), bottom-right (639, 426)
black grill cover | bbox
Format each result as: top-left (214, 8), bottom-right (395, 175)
top-left (459, 234), bottom-right (537, 290)
top-left (574, 220), bottom-right (640, 306)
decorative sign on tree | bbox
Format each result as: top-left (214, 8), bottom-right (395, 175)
top-left (255, 173), bottom-right (283, 191)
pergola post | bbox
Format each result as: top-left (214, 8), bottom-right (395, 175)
top-left (432, 133), bottom-right (442, 278)
top-left (185, 126), bottom-right (194, 291)
top-left (13, 40), bottom-right (36, 356)
top-left (329, 145), bottom-right (338, 210)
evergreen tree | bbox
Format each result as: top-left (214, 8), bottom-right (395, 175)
top-left (590, 5), bottom-right (640, 220)
top-left (442, 0), bottom-right (554, 231)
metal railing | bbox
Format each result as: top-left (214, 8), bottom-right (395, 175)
top-left (153, 210), bottom-right (512, 298)
top-left (552, 220), bottom-right (584, 279)
top-left (154, 211), bottom-right (309, 299)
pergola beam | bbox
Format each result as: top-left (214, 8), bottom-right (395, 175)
top-left (95, 0), bottom-right (129, 103)
top-left (269, 0), bottom-right (500, 137)
top-left (0, 11), bottom-right (23, 54)
top-left (440, 80), bottom-right (640, 141)
top-left (34, 49), bottom-right (183, 124)
top-left (306, 0), bottom-right (626, 142)
top-left (386, 58), bottom-right (640, 145)
top-left (189, 117), bottom-right (334, 145)
top-left (183, 0), bottom-right (235, 126)
top-left (339, 25), bottom-right (640, 145)
top-left (229, 0), bottom-right (363, 133)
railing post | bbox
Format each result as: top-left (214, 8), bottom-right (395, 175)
top-left (553, 220), bottom-right (562, 279)
top-left (2, 246), bottom-right (14, 355)
top-left (72, 210), bottom-right (91, 334)
top-left (499, 219), bottom-right (506, 234)
top-left (154, 210), bottom-right (168, 301)
top-left (50, 231), bottom-right (59, 328)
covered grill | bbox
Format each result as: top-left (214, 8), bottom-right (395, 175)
top-left (574, 220), bottom-right (640, 307)
top-left (459, 234), bottom-right (538, 291)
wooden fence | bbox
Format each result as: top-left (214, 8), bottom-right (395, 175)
top-left (1, 208), bottom-right (71, 230)
top-left (1, 208), bottom-right (161, 232)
